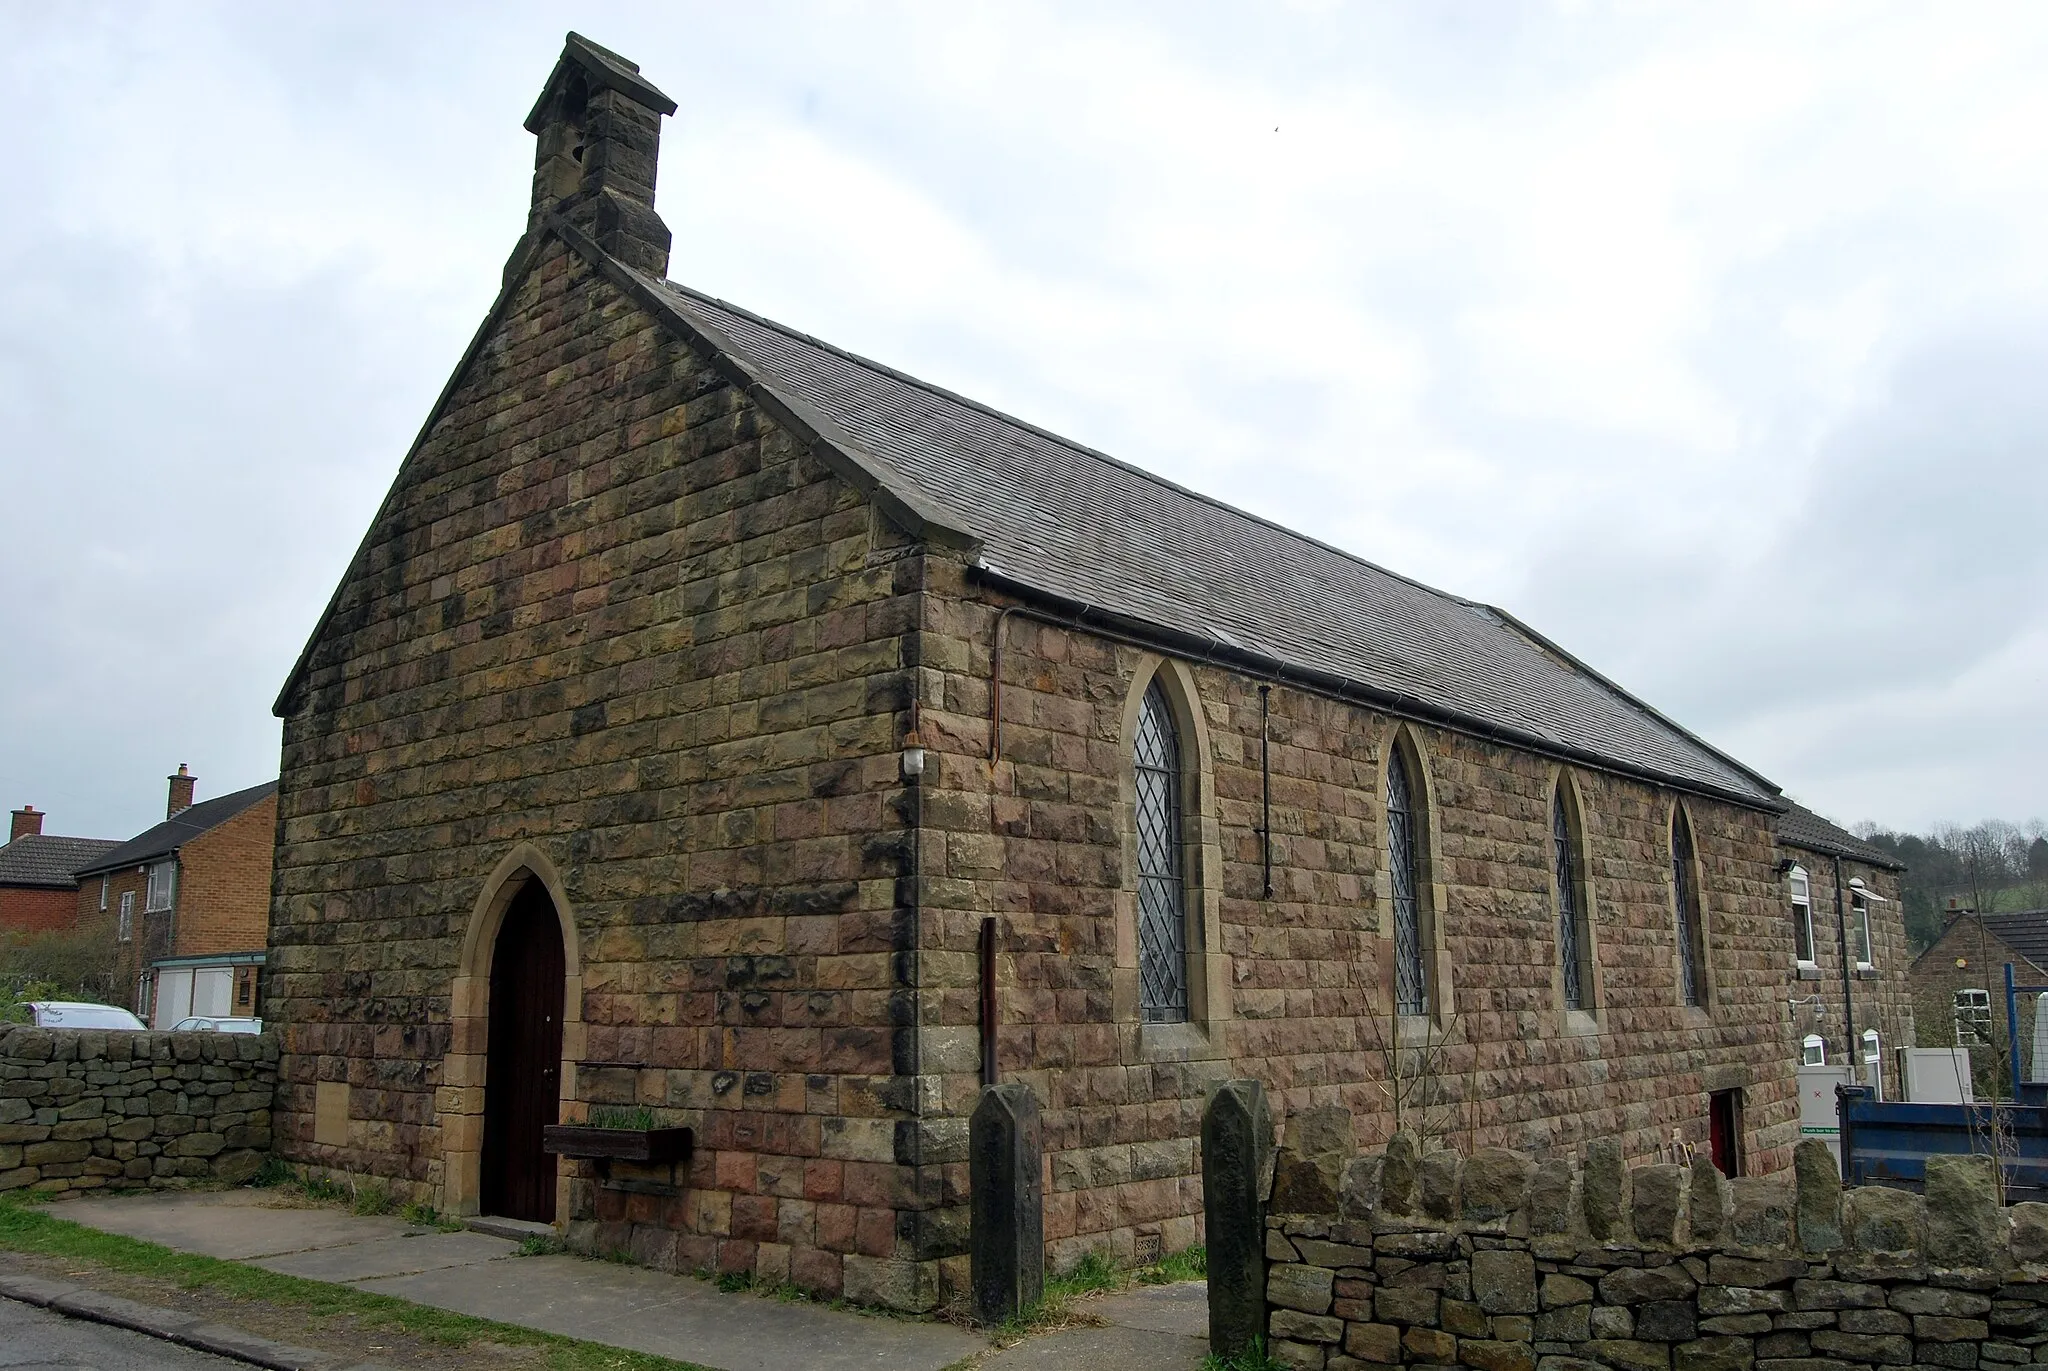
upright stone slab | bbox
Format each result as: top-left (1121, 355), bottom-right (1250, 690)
top-left (970, 1083), bottom-right (1043, 1325)
top-left (1204, 1078), bottom-right (1274, 1360)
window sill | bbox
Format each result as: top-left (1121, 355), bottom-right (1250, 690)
top-left (1795, 964), bottom-right (1821, 981)
top-left (1135, 1019), bottom-right (1222, 1063)
top-left (1856, 964), bottom-right (1878, 979)
top-left (1562, 1008), bottom-right (1601, 1038)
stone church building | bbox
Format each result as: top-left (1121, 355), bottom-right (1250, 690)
top-left (268, 35), bottom-right (1910, 1309)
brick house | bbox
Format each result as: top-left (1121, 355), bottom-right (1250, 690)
top-left (74, 768), bottom-right (277, 1027)
top-left (0, 806), bottom-right (117, 936)
top-left (1909, 908), bottom-right (2048, 1096)
top-left (266, 35), bottom-right (1912, 1310)
top-left (1772, 804), bottom-right (1911, 1096)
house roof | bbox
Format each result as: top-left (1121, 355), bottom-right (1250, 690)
top-left (73, 781), bottom-right (278, 879)
top-left (1972, 912), bottom-right (2048, 974)
top-left (0, 834), bottom-right (121, 890)
top-left (1775, 803), bottom-right (1906, 871)
top-left (277, 217), bottom-right (1786, 809)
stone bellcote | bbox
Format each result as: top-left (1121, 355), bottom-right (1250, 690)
top-left (524, 33), bottom-right (678, 277)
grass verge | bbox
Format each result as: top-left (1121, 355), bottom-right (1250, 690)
top-left (0, 1194), bottom-right (712, 1371)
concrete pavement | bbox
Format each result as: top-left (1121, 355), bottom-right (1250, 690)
top-left (54, 1188), bottom-right (1209, 1371)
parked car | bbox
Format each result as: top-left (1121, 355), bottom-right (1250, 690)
top-left (24, 1001), bottom-right (147, 1030)
top-left (170, 1016), bottom-right (263, 1034)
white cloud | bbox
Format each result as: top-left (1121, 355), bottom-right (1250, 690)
top-left (3, 0), bottom-right (2045, 836)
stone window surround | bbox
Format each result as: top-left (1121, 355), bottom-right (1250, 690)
top-left (443, 840), bottom-right (586, 1220)
top-left (1669, 800), bottom-right (1715, 1016)
top-left (1377, 723), bottom-right (1452, 1037)
top-left (1114, 654), bottom-right (1228, 1064)
top-left (1546, 767), bottom-right (1605, 1034)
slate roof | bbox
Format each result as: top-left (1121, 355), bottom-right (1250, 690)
top-left (0, 835), bottom-right (121, 889)
top-left (645, 273), bottom-right (1781, 807)
top-left (275, 216), bottom-right (1786, 809)
top-left (1775, 803), bottom-right (1906, 870)
top-left (73, 781), bottom-right (278, 879)
top-left (1974, 912), bottom-right (2048, 973)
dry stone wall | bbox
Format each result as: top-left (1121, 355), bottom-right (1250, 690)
top-left (1241, 1101), bottom-right (2048, 1371)
top-left (0, 1027), bottom-right (276, 1193)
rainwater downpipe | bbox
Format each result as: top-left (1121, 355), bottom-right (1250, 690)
top-left (1833, 853), bottom-right (1857, 1097)
top-left (1259, 685), bottom-right (1273, 899)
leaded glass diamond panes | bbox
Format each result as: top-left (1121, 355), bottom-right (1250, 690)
top-left (1135, 681), bottom-right (1187, 1023)
top-left (1554, 789), bottom-right (1586, 1011)
top-left (1388, 748), bottom-right (1427, 1016)
top-left (1672, 810), bottom-right (1705, 1007)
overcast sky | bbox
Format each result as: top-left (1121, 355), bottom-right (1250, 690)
top-left (4, 2), bottom-right (2045, 842)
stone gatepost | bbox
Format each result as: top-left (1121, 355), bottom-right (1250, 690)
top-left (1203, 1078), bottom-right (1274, 1359)
top-left (970, 1082), bottom-right (1043, 1325)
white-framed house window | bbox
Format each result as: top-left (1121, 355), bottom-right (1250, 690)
top-left (144, 859), bottom-right (176, 914)
top-left (1801, 1033), bottom-right (1827, 1066)
top-left (1788, 865), bottom-right (1816, 968)
top-left (99, 875), bottom-right (109, 912)
top-left (1850, 888), bottom-right (1876, 969)
top-left (117, 890), bottom-right (135, 942)
top-left (1956, 989), bottom-right (1993, 1046)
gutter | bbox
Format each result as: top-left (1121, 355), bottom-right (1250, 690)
top-left (977, 565), bottom-right (1786, 814)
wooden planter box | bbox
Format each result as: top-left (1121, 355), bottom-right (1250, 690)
top-left (542, 1124), bottom-right (694, 1166)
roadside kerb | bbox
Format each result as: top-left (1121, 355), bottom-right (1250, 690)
top-left (0, 1270), bottom-right (396, 1371)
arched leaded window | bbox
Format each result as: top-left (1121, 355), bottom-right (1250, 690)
top-left (1388, 745), bottom-right (1428, 1016)
top-left (1134, 679), bottom-right (1187, 1023)
top-left (1672, 807), bottom-right (1706, 1007)
top-left (1553, 785), bottom-right (1590, 1011)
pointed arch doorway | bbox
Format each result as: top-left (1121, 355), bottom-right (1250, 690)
top-left (480, 880), bottom-right (565, 1222)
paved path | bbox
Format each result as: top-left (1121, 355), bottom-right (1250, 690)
top-left (53, 1190), bottom-right (1209, 1370)
top-left (982, 1282), bottom-right (1210, 1370)
top-left (59, 1189), bottom-right (985, 1371)
top-left (0, 1294), bottom-right (245, 1370)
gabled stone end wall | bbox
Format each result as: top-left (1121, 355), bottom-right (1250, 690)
top-left (1251, 1103), bottom-right (2048, 1371)
top-left (0, 1026), bottom-right (276, 1194)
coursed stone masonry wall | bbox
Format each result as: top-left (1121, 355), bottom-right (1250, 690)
top-left (0, 1027), bottom-right (276, 1193)
top-left (271, 237), bottom-right (934, 1308)
top-left (1243, 1100), bottom-right (2048, 1371)
top-left (916, 575), bottom-right (1825, 1271)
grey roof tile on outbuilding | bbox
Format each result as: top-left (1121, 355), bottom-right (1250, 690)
top-left (644, 273), bottom-right (1782, 807)
top-left (0, 835), bottom-right (121, 889)
top-left (1974, 911), bottom-right (2048, 973)
top-left (1775, 803), bottom-right (1906, 870)
top-left (72, 781), bottom-right (278, 879)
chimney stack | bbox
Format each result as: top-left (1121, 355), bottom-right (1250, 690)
top-left (167, 764), bottom-right (196, 819)
top-left (9, 805), bottom-right (43, 842)
top-left (524, 33), bottom-right (677, 277)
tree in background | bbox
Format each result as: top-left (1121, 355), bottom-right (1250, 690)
top-left (0, 929), bottom-right (120, 1023)
top-left (1857, 818), bottom-right (2048, 956)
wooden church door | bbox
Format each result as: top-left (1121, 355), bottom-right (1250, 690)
top-left (480, 882), bottom-right (564, 1221)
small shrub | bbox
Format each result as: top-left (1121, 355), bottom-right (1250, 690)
top-left (586, 1105), bottom-right (659, 1131)
top-left (1202, 1338), bottom-right (1286, 1371)
top-left (247, 1157), bottom-right (297, 1190)
top-left (714, 1270), bottom-right (753, 1293)
top-left (1139, 1243), bottom-right (1207, 1285)
top-left (349, 1177), bottom-right (396, 1216)
top-left (517, 1234), bottom-right (567, 1257)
